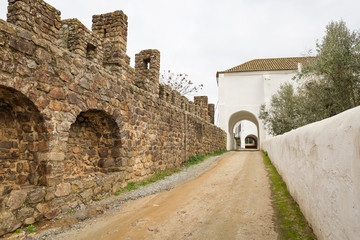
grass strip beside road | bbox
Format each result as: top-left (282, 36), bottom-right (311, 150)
top-left (183, 149), bottom-right (228, 167)
top-left (115, 149), bottom-right (228, 196)
top-left (262, 151), bottom-right (317, 240)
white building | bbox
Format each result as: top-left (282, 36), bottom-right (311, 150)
top-left (216, 57), bottom-right (315, 150)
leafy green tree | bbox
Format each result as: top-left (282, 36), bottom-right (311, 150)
top-left (260, 20), bottom-right (360, 135)
top-left (260, 83), bottom-right (303, 135)
top-left (301, 20), bottom-right (360, 114)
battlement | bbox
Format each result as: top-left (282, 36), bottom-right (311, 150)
top-left (194, 96), bottom-right (208, 108)
top-left (159, 84), bottom-right (172, 102)
top-left (194, 96), bottom-right (210, 121)
top-left (4, 0), bottom-right (215, 123)
top-left (171, 89), bottom-right (182, 108)
top-left (208, 104), bottom-right (215, 124)
top-left (92, 11), bottom-right (130, 68)
top-left (60, 19), bottom-right (103, 64)
top-left (181, 96), bottom-right (189, 111)
top-left (159, 87), bottom-right (213, 122)
top-left (7, 0), bottom-right (61, 42)
top-left (135, 49), bottom-right (160, 94)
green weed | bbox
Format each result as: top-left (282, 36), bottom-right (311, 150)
top-left (115, 188), bottom-right (124, 196)
top-left (183, 148), bottom-right (227, 167)
top-left (12, 229), bottom-right (22, 235)
top-left (125, 182), bottom-right (139, 191)
top-left (113, 149), bottom-right (227, 196)
top-left (262, 151), bottom-right (316, 240)
top-left (26, 224), bottom-right (37, 234)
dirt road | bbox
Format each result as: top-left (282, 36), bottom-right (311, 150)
top-left (56, 151), bottom-right (277, 240)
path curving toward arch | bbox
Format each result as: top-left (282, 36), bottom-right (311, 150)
top-left (54, 152), bottom-right (277, 240)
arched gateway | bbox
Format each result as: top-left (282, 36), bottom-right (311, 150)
top-left (216, 57), bottom-right (315, 150)
top-left (228, 111), bottom-right (259, 150)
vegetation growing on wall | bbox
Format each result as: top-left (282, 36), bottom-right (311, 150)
top-left (260, 20), bottom-right (360, 135)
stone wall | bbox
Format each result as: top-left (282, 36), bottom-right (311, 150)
top-left (0, 0), bottom-right (226, 236)
top-left (263, 106), bottom-right (360, 240)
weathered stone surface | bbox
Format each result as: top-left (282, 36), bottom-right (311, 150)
top-left (35, 47), bottom-right (52, 63)
top-left (45, 187), bottom-right (55, 201)
top-left (36, 203), bottom-right (51, 214)
top-left (0, 212), bottom-right (15, 235)
top-left (80, 189), bottom-right (93, 200)
top-left (0, 185), bottom-right (12, 196)
top-left (17, 207), bottom-right (34, 220)
top-left (60, 205), bottom-right (70, 213)
top-left (74, 209), bottom-right (88, 221)
top-left (28, 189), bottom-right (46, 203)
top-left (99, 158), bottom-right (115, 168)
top-left (44, 208), bottom-right (59, 220)
top-left (9, 36), bottom-right (35, 55)
top-left (24, 217), bottom-right (35, 225)
top-left (71, 181), bottom-right (83, 193)
top-left (93, 187), bottom-right (101, 195)
top-left (49, 87), bottom-right (65, 100)
top-left (88, 206), bottom-right (104, 217)
top-left (6, 190), bottom-right (27, 210)
top-left (84, 180), bottom-right (95, 189)
top-left (55, 183), bottom-right (71, 197)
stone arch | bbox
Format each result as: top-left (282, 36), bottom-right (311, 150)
top-left (64, 109), bottom-right (123, 180)
top-left (245, 134), bottom-right (258, 149)
top-left (228, 111), bottom-right (259, 150)
top-left (0, 86), bottom-right (49, 186)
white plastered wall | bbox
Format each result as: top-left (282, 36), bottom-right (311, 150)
top-left (263, 106), bottom-right (360, 240)
top-left (217, 70), bottom-right (298, 149)
top-left (240, 121), bottom-right (258, 148)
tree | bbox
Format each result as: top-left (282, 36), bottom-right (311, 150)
top-left (260, 20), bottom-right (360, 135)
top-left (300, 20), bottom-right (360, 114)
top-left (160, 70), bottom-right (203, 96)
top-left (259, 83), bottom-right (304, 135)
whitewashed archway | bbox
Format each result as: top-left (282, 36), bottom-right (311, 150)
top-left (228, 111), bottom-right (259, 150)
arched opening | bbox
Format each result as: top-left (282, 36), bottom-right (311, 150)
top-left (64, 110), bottom-right (122, 180)
top-left (0, 86), bottom-right (48, 186)
top-left (232, 120), bottom-right (258, 150)
top-left (228, 111), bottom-right (259, 150)
top-left (245, 134), bottom-right (258, 149)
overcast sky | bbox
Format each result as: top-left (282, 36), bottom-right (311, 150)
top-left (1, 0), bottom-right (359, 106)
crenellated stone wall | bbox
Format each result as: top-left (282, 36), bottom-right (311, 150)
top-left (0, 0), bottom-right (226, 236)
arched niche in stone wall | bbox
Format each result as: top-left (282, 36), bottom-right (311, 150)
top-left (64, 109), bottom-right (123, 180)
top-left (0, 86), bottom-right (49, 186)
top-left (228, 111), bottom-right (260, 151)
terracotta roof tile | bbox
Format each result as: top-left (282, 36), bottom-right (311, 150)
top-left (219, 57), bottom-right (316, 74)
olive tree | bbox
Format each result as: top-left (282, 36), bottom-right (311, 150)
top-left (260, 20), bottom-right (360, 135)
top-left (259, 83), bottom-right (305, 135)
top-left (301, 20), bottom-right (360, 114)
